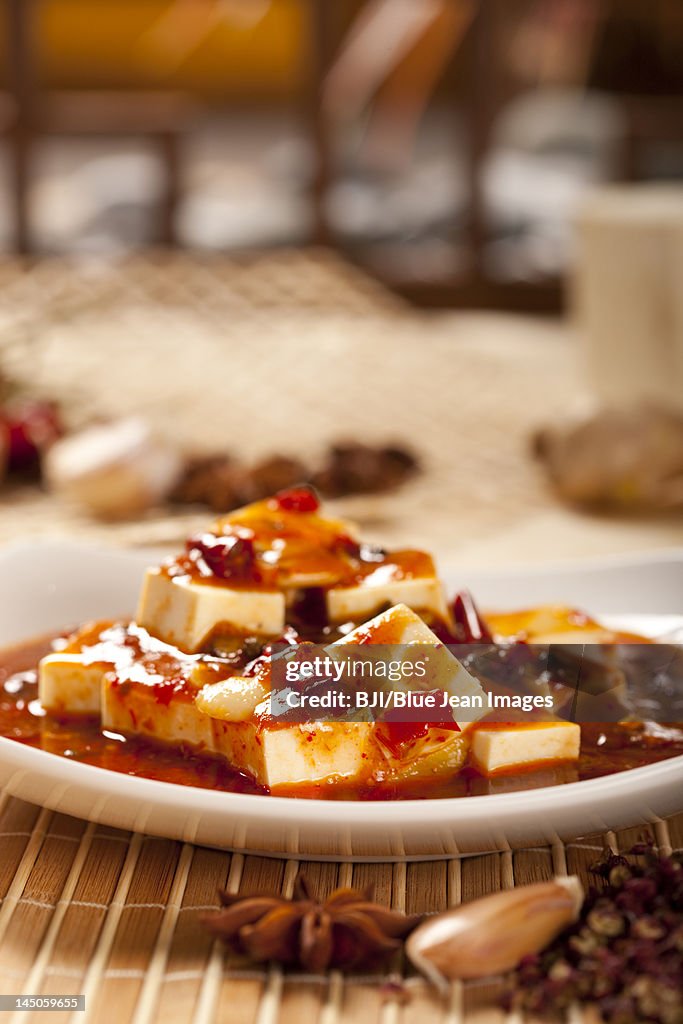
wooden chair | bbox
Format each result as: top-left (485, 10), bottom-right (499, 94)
top-left (307, 0), bottom-right (682, 312)
top-left (4, 0), bottom-right (199, 253)
top-left (307, 0), bottom-right (563, 311)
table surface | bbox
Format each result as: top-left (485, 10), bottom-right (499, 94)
top-left (0, 251), bottom-right (681, 1023)
top-left (1, 249), bottom-right (682, 565)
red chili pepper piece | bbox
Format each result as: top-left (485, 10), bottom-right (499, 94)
top-left (378, 721), bottom-right (429, 757)
top-left (188, 532), bottom-right (259, 582)
top-left (273, 485), bottom-right (320, 513)
top-left (377, 692), bottom-right (460, 756)
top-left (451, 590), bottom-right (494, 643)
top-left (290, 587), bottom-right (328, 629)
top-left (152, 679), bottom-right (183, 706)
top-left (3, 400), bottom-right (62, 473)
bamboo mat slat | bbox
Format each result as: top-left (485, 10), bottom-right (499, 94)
top-left (0, 252), bottom-right (681, 1021)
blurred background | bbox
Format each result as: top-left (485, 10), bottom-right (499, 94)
top-left (0, 0), bottom-right (681, 305)
top-left (0, 0), bottom-right (682, 566)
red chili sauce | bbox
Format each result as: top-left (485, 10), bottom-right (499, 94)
top-left (1, 633), bottom-right (682, 802)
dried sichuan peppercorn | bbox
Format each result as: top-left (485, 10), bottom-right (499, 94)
top-left (249, 455), bottom-right (309, 498)
top-left (503, 843), bottom-right (683, 1024)
top-left (312, 442), bottom-right (419, 497)
top-left (170, 454), bottom-right (251, 512)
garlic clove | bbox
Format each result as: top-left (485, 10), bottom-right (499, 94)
top-left (195, 675), bottom-right (268, 723)
top-left (406, 876), bottom-right (583, 989)
top-left (45, 417), bottom-right (183, 520)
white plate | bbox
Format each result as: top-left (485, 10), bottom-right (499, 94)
top-left (0, 541), bottom-right (682, 861)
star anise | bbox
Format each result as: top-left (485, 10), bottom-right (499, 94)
top-left (202, 874), bottom-right (422, 972)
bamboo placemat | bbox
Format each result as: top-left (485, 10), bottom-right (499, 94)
top-left (0, 251), bottom-right (682, 1021)
top-left (0, 793), bottom-right (680, 1023)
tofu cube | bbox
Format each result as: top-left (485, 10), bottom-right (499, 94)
top-left (102, 676), bottom-right (215, 753)
top-left (327, 572), bottom-right (448, 624)
top-left (333, 603), bottom-right (487, 732)
top-left (38, 653), bottom-right (106, 715)
top-left (471, 721), bottom-right (581, 775)
top-left (136, 568), bottom-right (285, 652)
top-left (260, 723), bottom-right (375, 790)
top-left (211, 719), bottom-right (376, 791)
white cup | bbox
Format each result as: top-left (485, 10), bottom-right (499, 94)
top-left (573, 184), bottom-right (683, 412)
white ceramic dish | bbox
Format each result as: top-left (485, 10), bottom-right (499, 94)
top-left (0, 541), bottom-right (681, 861)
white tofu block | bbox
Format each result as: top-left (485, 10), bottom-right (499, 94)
top-left (260, 722), bottom-right (375, 790)
top-left (332, 604), bottom-right (487, 731)
top-left (40, 638), bottom-right (215, 753)
top-left (211, 719), bottom-right (375, 791)
top-left (471, 722), bottom-right (581, 776)
top-left (102, 677), bottom-right (215, 753)
top-left (327, 575), bottom-right (448, 624)
top-left (136, 568), bottom-right (286, 652)
top-left (38, 654), bottom-right (106, 715)
top-left (200, 668), bottom-right (378, 785)
top-left (209, 719), bottom-right (263, 782)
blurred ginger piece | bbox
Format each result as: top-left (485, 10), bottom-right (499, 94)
top-left (534, 406), bottom-right (683, 512)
